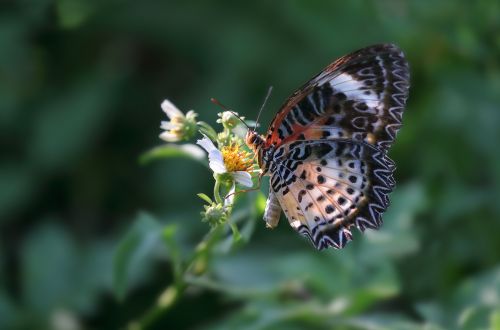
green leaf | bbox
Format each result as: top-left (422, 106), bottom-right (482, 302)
top-left (161, 225), bottom-right (182, 283)
top-left (0, 164), bottom-right (35, 223)
top-left (212, 249), bottom-right (398, 307)
top-left (197, 121), bottom-right (218, 141)
top-left (416, 302), bottom-right (446, 326)
top-left (0, 291), bottom-right (18, 329)
top-left (56, 0), bottom-right (97, 29)
top-left (358, 182), bottom-right (426, 260)
top-left (20, 221), bottom-right (114, 319)
top-left (139, 144), bottom-right (207, 166)
top-left (417, 266), bottom-right (500, 329)
top-left (344, 314), bottom-right (445, 330)
top-left (21, 222), bottom-right (77, 315)
top-left (453, 267), bottom-right (500, 329)
top-left (197, 193), bottom-right (213, 204)
top-left (113, 212), bottom-right (163, 301)
top-left (28, 76), bottom-right (116, 172)
top-left (490, 309), bottom-right (500, 329)
top-left (254, 191), bottom-right (267, 214)
top-left (458, 305), bottom-right (492, 330)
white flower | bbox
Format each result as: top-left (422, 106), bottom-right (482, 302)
top-left (216, 111), bottom-right (250, 138)
top-left (217, 111), bottom-right (243, 130)
top-left (160, 99), bottom-right (198, 142)
top-left (197, 136), bottom-right (253, 187)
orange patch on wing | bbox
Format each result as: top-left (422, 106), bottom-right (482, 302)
top-left (282, 117), bottom-right (330, 144)
top-left (303, 128), bottom-right (324, 140)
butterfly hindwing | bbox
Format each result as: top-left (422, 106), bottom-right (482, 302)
top-left (269, 140), bottom-right (395, 250)
top-left (266, 43), bottom-right (409, 151)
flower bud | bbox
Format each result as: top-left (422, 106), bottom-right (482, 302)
top-left (160, 100), bottom-right (198, 142)
top-left (217, 111), bottom-right (243, 130)
top-left (201, 203), bottom-right (227, 227)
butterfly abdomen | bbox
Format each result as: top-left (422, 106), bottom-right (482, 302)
top-left (263, 191), bottom-right (281, 228)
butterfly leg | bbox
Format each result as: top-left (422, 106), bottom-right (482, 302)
top-left (224, 171), bottom-right (264, 200)
top-left (263, 188), bottom-right (281, 228)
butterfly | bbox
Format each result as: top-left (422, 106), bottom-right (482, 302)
top-left (245, 44), bottom-right (410, 250)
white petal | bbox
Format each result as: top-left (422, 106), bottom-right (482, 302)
top-left (197, 136), bottom-right (227, 174)
top-left (232, 171), bottom-right (253, 187)
top-left (208, 150), bottom-right (226, 174)
top-left (224, 184), bottom-right (235, 206)
top-left (161, 99), bottom-right (183, 119)
top-left (185, 110), bottom-right (198, 120)
top-left (160, 121), bottom-right (175, 130)
top-left (232, 124), bottom-right (248, 138)
top-left (196, 136), bottom-right (218, 153)
top-left (179, 144), bottom-right (206, 161)
top-left (159, 131), bottom-right (180, 142)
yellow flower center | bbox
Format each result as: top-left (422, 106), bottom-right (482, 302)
top-left (221, 144), bottom-right (253, 172)
top-left (171, 116), bottom-right (184, 125)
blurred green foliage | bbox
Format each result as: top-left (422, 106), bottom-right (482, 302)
top-left (1, 0), bottom-right (500, 329)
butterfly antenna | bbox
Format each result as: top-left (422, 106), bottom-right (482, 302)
top-left (254, 86), bottom-right (273, 131)
top-left (210, 98), bottom-right (251, 130)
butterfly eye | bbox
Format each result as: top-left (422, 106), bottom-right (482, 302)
top-left (245, 131), bottom-right (255, 147)
top-left (245, 131), bottom-right (265, 152)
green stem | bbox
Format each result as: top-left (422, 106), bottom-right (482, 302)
top-left (229, 222), bottom-right (242, 242)
top-left (130, 284), bottom-right (184, 330)
top-left (132, 225), bottom-right (224, 330)
top-left (213, 176), bottom-right (223, 204)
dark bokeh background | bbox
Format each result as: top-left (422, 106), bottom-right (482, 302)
top-left (1, 1), bottom-right (500, 329)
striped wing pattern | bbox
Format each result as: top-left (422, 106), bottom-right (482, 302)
top-left (261, 44), bottom-right (409, 250)
top-left (266, 43), bottom-right (409, 151)
top-left (268, 140), bottom-right (395, 249)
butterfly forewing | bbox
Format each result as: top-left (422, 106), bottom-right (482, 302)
top-left (254, 43), bottom-right (409, 250)
top-left (266, 43), bottom-right (409, 151)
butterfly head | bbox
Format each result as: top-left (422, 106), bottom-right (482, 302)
top-left (245, 130), bottom-right (264, 152)
top-left (245, 130), bottom-right (265, 168)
